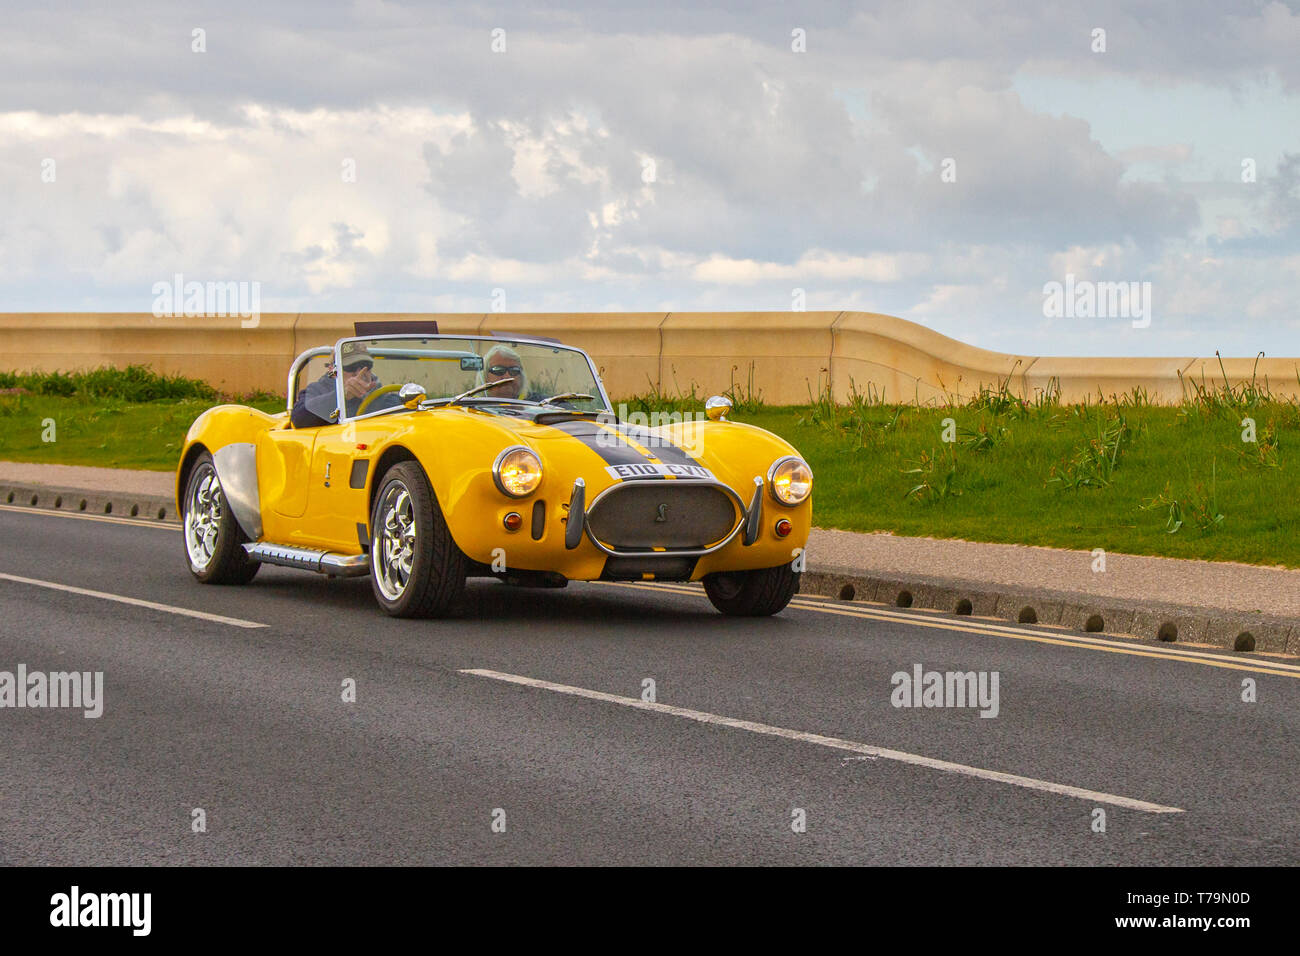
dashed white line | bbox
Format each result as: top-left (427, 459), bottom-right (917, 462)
top-left (0, 572), bottom-right (267, 629)
top-left (461, 667), bottom-right (1184, 814)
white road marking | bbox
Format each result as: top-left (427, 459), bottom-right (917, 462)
top-left (0, 572), bottom-right (267, 629)
top-left (461, 667), bottom-right (1184, 814)
top-left (0, 503), bottom-right (178, 531)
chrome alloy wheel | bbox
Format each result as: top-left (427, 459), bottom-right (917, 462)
top-left (185, 466), bottom-right (224, 571)
top-left (375, 482), bottom-right (417, 601)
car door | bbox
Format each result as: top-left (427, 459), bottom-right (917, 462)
top-left (256, 350), bottom-right (333, 541)
top-left (305, 423), bottom-right (373, 554)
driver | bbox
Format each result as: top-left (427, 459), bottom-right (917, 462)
top-left (291, 342), bottom-right (402, 427)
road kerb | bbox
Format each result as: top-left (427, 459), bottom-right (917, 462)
top-left (3, 476), bottom-right (1295, 657)
top-left (800, 567), bottom-right (1299, 656)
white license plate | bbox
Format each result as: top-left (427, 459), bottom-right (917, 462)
top-left (605, 463), bottom-right (716, 481)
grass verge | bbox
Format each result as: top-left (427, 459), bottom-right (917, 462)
top-left (621, 367), bottom-right (1300, 567)
top-left (3, 365), bottom-right (1298, 566)
top-left (0, 367), bottom-right (282, 470)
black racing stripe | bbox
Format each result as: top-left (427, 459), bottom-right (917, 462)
top-left (540, 419), bottom-right (667, 473)
top-left (609, 423), bottom-right (705, 469)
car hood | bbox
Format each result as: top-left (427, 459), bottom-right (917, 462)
top-left (453, 405), bottom-right (799, 493)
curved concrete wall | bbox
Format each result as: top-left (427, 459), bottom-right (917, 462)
top-left (1, 312), bottom-right (1296, 405)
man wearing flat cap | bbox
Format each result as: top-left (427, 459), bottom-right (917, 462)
top-left (291, 342), bottom-right (402, 428)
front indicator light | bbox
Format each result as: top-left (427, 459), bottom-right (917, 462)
top-left (774, 518), bottom-right (792, 537)
top-left (503, 512), bottom-right (523, 532)
top-left (493, 446), bottom-right (543, 497)
top-left (768, 456), bottom-right (812, 505)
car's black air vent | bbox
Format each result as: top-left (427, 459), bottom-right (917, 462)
top-left (587, 482), bottom-right (737, 551)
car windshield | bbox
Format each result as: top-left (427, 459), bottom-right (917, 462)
top-left (337, 336), bottom-right (609, 419)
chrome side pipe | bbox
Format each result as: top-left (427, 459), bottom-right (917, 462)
top-left (244, 542), bottom-right (369, 577)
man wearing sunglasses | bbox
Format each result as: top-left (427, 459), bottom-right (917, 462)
top-left (291, 342), bottom-right (401, 427)
top-left (481, 345), bottom-right (531, 400)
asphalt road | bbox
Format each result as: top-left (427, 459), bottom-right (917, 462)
top-left (1, 504), bottom-right (1297, 865)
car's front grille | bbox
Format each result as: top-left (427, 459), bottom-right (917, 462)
top-left (586, 481), bottom-right (738, 551)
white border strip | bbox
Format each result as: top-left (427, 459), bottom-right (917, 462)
top-left (0, 503), bottom-right (179, 531)
top-left (462, 667), bottom-right (1183, 814)
top-left (608, 580), bottom-right (1300, 676)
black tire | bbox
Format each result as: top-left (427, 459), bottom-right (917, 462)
top-left (369, 461), bottom-right (467, 618)
top-left (703, 563), bottom-right (800, 616)
top-left (181, 451), bottom-right (260, 585)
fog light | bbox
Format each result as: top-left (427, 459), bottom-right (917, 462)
top-left (774, 518), bottom-right (792, 537)
top-left (503, 512), bottom-right (523, 532)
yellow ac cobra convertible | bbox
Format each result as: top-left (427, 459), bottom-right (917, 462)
top-left (176, 325), bottom-right (813, 617)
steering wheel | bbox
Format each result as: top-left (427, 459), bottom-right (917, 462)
top-left (356, 383), bottom-right (403, 416)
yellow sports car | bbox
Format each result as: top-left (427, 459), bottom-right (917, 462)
top-left (176, 323), bottom-right (813, 617)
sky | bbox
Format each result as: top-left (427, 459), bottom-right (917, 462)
top-left (1, 0), bottom-right (1297, 357)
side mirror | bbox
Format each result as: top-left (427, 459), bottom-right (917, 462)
top-left (400, 382), bottom-right (427, 407)
top-left (705, 395), bottom-right (732, 422)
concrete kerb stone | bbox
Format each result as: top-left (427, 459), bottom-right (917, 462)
top-left (799, 563), bottom-right (1300, 656)
top-left (0, 482), bottom-right (177, 523)
top-left (1061, 603), bottom-right (1135, 636)
top-left (994, 592), bottom-right (1064, 626)
top-left (1130, 609), bottom-right (1208, 646)
top-left (966, 591), bottom-right (1000, 618)
top-left (818, 574), bottom-right (881, 604)
top-left (1204, 617), bottom-right (1289, 655)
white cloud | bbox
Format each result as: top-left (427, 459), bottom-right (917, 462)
top-left (692, 251), bottom-right (931, 284)
top-left (0, 2), bottom-right (1296, 357)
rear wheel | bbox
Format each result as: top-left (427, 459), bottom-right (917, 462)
top-left (182, 452), bottom-right (260, 585)
top-left (703, 563), bottom-right (799, 616)
top-left (370, 461), bottom-right (467, 618)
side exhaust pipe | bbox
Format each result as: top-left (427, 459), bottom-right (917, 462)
top-left (244, 542), bottom-right (369, 577)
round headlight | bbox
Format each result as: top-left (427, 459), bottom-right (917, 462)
top-left (768, 456), bottom-right (812, 505)
top-left (493, 446), bottom-right (542, 497)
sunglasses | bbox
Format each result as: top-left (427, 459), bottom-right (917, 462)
top-left (487, 365), bottom-right (522, 376)
top-left (343, 362), bottom-right (374, 374)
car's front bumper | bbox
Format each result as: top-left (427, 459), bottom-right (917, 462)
top-left (456, 475), bottom-right (811, 583)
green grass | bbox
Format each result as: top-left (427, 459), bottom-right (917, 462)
top-left (0, 366), bottom-right (282, 469)
top-left (0, 394), bottom-right (285, 470)
top-left (731, 392), bottom-right (1300, 567)
top-left (731, 404), bottom-right (1299, 566)
top-left (4, 364), bottom-right (1299, 567)
top-left (622, 368), bottom-right (1300, 567)
top-left (0, 365), bottom-right (223, 402)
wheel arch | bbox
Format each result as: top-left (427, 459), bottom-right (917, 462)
top-left (367, 443), bottom-right (421, 521)
top-left (176, 441), bottom-right (211, 513)
top-left (176, 404), bottom-right (282, 514)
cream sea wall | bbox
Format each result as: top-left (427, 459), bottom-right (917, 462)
top-left (2, 311), bottom-right (1297, 405)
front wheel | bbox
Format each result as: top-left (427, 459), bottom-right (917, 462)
top-left (182, 452), bottom-right (260, 585)
top-left (703, 564), bottom-right (799, 616)
top-left (370, 461), bottom-right (467, 618)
